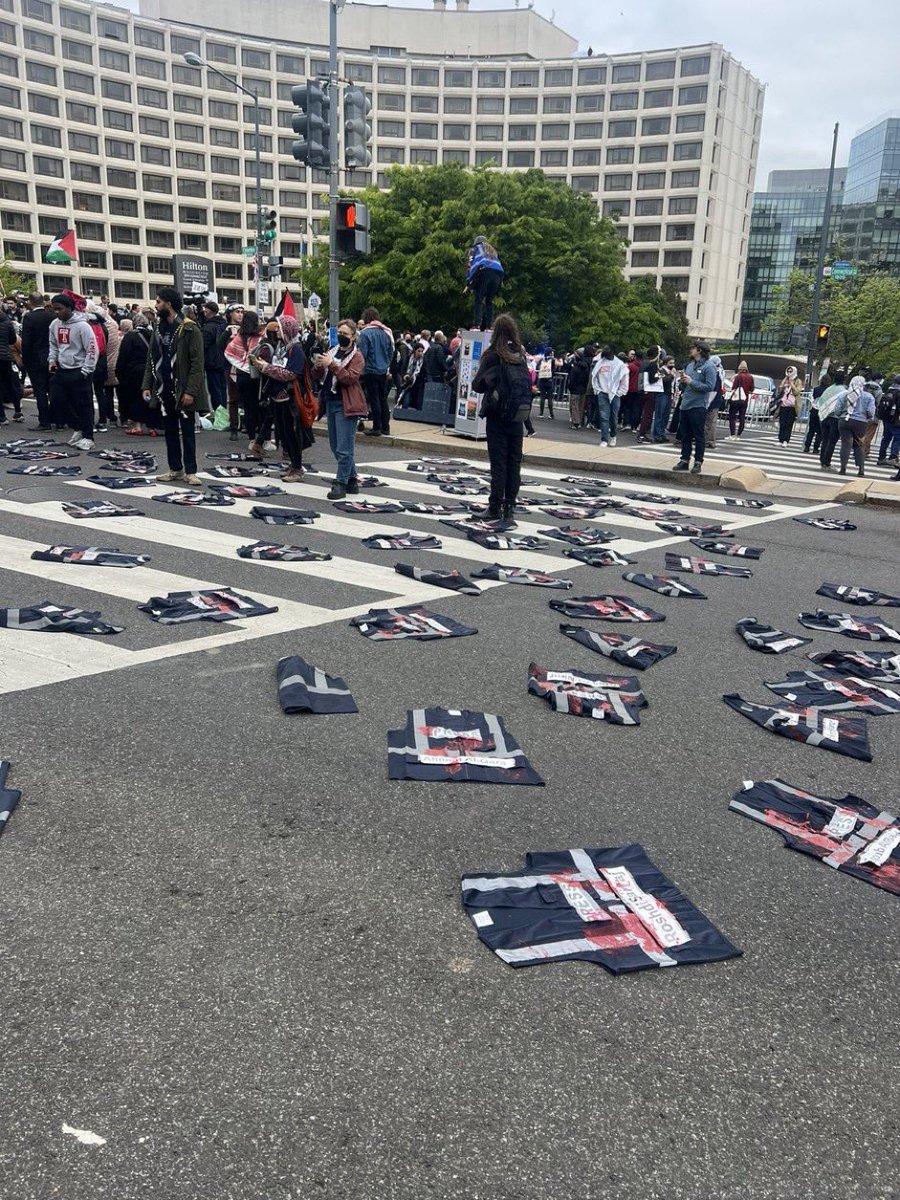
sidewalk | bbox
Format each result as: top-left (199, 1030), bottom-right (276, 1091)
top-left (373, 421), bottom-right (900, 509)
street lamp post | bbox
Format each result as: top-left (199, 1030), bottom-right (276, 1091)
top-left (183, 52), bottom-right (265, 311)
top-left (328, 0), bottom-right (344, 338)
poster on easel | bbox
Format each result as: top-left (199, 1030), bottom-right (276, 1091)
top-left (453, 329), bottom-right (492, 440)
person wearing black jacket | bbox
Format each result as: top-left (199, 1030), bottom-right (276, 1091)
top-left (422, 332), bottom-right (449, 382)
top-left (201, 301), bottom-right (228, 413)
top-left (21, 294), bottom-right (55, 429)
top-left (875, 375), bottom-right (900, 466)
top-left (116, 315), bottom-right (161, 435)
top-left (470, 313), bottom-right (532, 529)
top-left (0, 307), bottom-right (23, 425)
top-left (567, 347), bottom-right (591, 428)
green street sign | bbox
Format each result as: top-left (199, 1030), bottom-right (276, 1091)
top-left (241, 245), bottom-right (257, 257)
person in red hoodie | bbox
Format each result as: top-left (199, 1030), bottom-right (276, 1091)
top-left (726, 360), bottom-right (755, 440)
top-left (622, 349), bottom-right (643, 431)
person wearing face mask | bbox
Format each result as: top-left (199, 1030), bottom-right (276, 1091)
top-left (833, 375), bottom-right (876, 477)
top-left (219, 304), bottom-right (245, 441)
top-left (313, 320), bottom-right (367, 500)
top-left (250, 316), bottom-right (308, 483)
top-left (773, 366), bottom-right (802, 445)
top-left (225, 311), bottom-right (271, 458)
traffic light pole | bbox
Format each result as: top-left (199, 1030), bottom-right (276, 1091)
top-left (328, 0), bottom-right (341, 338)
top-left (253, 92), bottom-right (266, 311)
top-left (805, 121), bottom-right (839, 386)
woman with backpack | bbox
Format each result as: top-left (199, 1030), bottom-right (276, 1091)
top-left (224, 311), bottom-right (272, 458)
top-left (470, 312), bottom-right (532, 529)
top-left (249, 316), bottom-right (309, 483)
top-left (727, 360), bottom-right (755, 440)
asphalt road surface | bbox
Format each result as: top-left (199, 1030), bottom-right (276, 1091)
top-left (1, 431), bottom-right (897, 1200)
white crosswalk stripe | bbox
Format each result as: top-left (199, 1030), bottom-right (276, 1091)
top-left (635, 427), bottom-right (897, 490)
top-left (0, 446), bottom-right (837, 696)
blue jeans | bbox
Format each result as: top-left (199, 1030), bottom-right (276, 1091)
top-left (878, 420), bottom-right (900, 460)
top-left (596, 392), bottom-right (619, 442)
top-left (327, 397), bottom-right (357, 484)
top-left (206, 369), bottom-right (227, 410)
top-left (651, 394), bottom-right (671, 440)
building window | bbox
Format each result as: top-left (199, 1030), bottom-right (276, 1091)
top-left (507, 150), bottom-right (535, 167)
top-left (277, 52), bottom-right (304, 73)
top-left (607, 119), bottom-right (636, 138)
top-left (411, 67), bottom-right (438, 86)
top-left (378, 146), bottom-right (405, 163)
top-left (148, 254), bottom-right (174, 272)
top-left (544, 68), bottom-right (572, 86)
top-left (115, 281), bottom-right (145, 299)
top-left (572, 149), bottom-right (600, 166)
top-left (510, 69), bottom-right (539, 88)
top-left (578, 65), bottom-right (606, 85)
top-left (408, 95), bottom-right (435, 115)
top-left (208, 101), bottom-right (237, 123)
top-left (72, 191), bottom-right (102, 212)
top-left (606, 145), bottom-right (634, 164)
top-left (444, 69), bottom-right (472, 88)
top-left (444, 96), bottom-right (471, 114)
top-left (29, 122), bottom-right (59, 146)
top-left (411, 147), bottom-right (437, 165)
top-left (671, 169), bottom-right (701, 188)
top-left (60, 7), bottom-right (92, 32)
top-left (637, 171), bottom-right (666, 190)
top-left (0, 180), bottom-right (28, 203)
top-left (379, 119), bottom-right (406, 138)
top-left (98, 16), bottom-right (127, 40)
top-left (33, 153), bottom-right (63, 177)
top-left (214, 209), bottom-right (243, 227)
top-left (443, 123), bottom-right (471, 141)
top-left (0, 52), bottom-right (16, 77)
top-left (80, 249), bottom-right (107, 269)
top-left (543, 95), bottom-right (571, 114)
top-left (241, 46), bottom-right (270, 69)
top-left (378, 64), bottom-right (406, 84)
top-left (143, 173), bottom-right (172, 194)
top-left (106, 168), bottom-right (136, 189)
top-left (136, 56), bottom-right (166, 80)
top-left (571, 175), bottom-right (598, 192)
top-left (62, 38), bottom-right (92, 63)
top-left (605, 173), bottom-right (631, 191)
top-left (146, 214), bottom-right (175, 232)
top-left (576, 94), bottom-right (604, 113)
top-left (476, 123), bottom-right (502, 142)
top-left (540, 149), bottom-right (568, 167)
top-left (38, 213), bottom-right (64, 232)
top-left (102, 79), bottom-right (131, 102)
top-left (635, 198), bottom-right (664, 216)
top-left (207, 42), bottom-right (235, 64)
top-left (639, 144), bottom-right (668, 163)
top-left (603, 198), bottom-right (630, 218)
top-left (30, 93), bottom-right (59, 119)
top-left (171, 33), bottom-right (200, 55)
top-left (478, 69), bottom-right (505, 88)
top-left (668, 195), bottom-right (697, 215)
top-left (135, 26), bottom-right (164, 50)
top-left (105, 138), bottom-right (135, 160)
top-left (214, 235), bottom-right (240, 254)
top-left (474, 150), bottom-right (499, 167)
top-left (508, 123), bottom-right (535, 142)
top-left (673, 141), bottom-right (702, 160)
top-left (24, 29), bottom-right (55, 54)
top-left (210, 128), bottom-right (239, 148)
top-left (667, 223), bottom-right (695, 241)
top-left (643, 88), bottom-right (673, 108)
top-left (35, 185), bottom-right (65, 205)
top-left (244, 132), bottom-right (272, 153)
top-left (68, 131), bottom-right (98, 154)
top-left (632, 224), bottom-right (661, 242)
top-left (211, 155), bottom-right (239, 175)
top-left (345, 61), bottom-right (372, 83)
top-left (575, 121), bottom-right (603, 139)
top-left (212, 182), bottom-right (240, 202)
top-left (631, 250), bottom-right (659, 267)
top-left (377, 93), bottom-right (405, 113)
top-left (99, 48), bottom-right (129, 72)
top-left (110, 226), bottom-right (140, 245)
top-left (172, 65), bottom-right (200, 87)
top-left (410, 120), bottom-right (437, 139)
top-left (478, 96), bottom-right (505, 115)
top-left (676, 112), bottom-right (705, 134)
top-left (277, 191), bottom-right (306, 210)
top-left (640, 120), bottom-right (670, 143)
top-left (678, 85), bottom-right (708, 105)
top-left (112, 253), bottom-right (140, 272)
top-left (178, 206), bottom-right (207, 226)
top-left (645, 59), bottom-right (676, 81)
top-left (443, 149), bottom-right (469, 164)
top-left (177, 152), bottom-right (206, 174)
top-left (137, 86), bottom-right (166, 109)
top-left (541, 123), bottom-right (569, 140)
top-left (610, 90), bottom-right (638, 111)
top-left (23, 0), bottom-right (52, 22)
top-left (680, 55), bottom-right (710, 76)
top-left (175, 122), bottom-right (203, 143)
top-left (27, 63), bottom-right (57, 85)
top-left (510, 96), bottom-right (537, 115)
top-left (612, 63), bottom-right (641, 84)
top-left (1, 210), bottom-right (31, 232)
top-left (664, 249), bottom-right (693, 266)
top-left (138, 115), bottom-right (168, 139)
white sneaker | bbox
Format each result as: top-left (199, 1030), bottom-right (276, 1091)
top-left (262, 440), bottom-right (277, 453)
top-left (67, 431), bottom-right (81, 446)
top-left (75, 437), bottom-right (95, 451)
top-left (609, 436), bottom-right (617, 447)
top-left (600, 440), bottom-right (608, 448)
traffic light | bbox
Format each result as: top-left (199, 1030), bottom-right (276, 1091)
top-left (816, 323), bottom-right (830, 349)
top-left (291, 80), bottom-right (331, 168)
top-left (335, 199), bottom-right (371, 257)
top-left (263, 208), bottom-right (277, 242)
top-left (343, 85), bottom-right (372, 169)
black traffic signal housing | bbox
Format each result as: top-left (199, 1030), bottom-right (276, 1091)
top-left (263, 208), bottom-right (277, 243)
top-left (335, 199), bottom-right (371, 257)
top-left (343, 86), bottom-right (372, 169)
top-left (291, 80), bottom-right (331, 169)
top-left (816, 323), bottom-right (830, 350)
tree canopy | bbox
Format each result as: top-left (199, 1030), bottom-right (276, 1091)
top-left (0, 259), bottom-right (33, 298)
top-left (764, 268), bottom-right (900, 375)
top-left (297, 164), bottom-right (689, 354)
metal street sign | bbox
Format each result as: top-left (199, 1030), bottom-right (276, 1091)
top-left (257, 281), bottom-right (270, 306)
top-left (308, 292), bottom-right (322, 311)
top-left (831, 263), bottom-right (858, 281)
top-left (241, 245), bottom-right (257, 257)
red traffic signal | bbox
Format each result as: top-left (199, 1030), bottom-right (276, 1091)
top-left (337, 199), bottom-right (357, 231)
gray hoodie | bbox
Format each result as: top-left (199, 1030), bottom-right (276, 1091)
top-left (48, 310), bottom-right (98, 376)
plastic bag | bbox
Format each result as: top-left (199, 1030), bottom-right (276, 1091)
top-left (212, 405), bottom-right (231, 431)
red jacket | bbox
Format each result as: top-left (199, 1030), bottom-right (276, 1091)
top-left (627, 359), bottom-right (641, 393)
top-left (730, 370), bottom-right (755, 399)
top-left (315, 346), bottom-right (367, 416)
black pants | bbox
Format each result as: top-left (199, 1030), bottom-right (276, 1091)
top-left (236, 371), bottom-right (271, 444)
top-left (363, 374), bottom-right (390, 434)
top-left (803, 408), bottom-right (821, 452)
top-left (472, 270), bottom-right (502, 330)
top-left (206, 369), bottom-right (227, 411)
top-left (274, 400), bottom-right (303, 470)
top-left (93, 357), bottom-right (112, 422)
top-left (50, 367), bottom-right (93, 437)
top-left (819, 415), bottom-right (840, 467)
top-left (777, 407), bottom-right (796, 443)
top-left (0, 360), bottom-right (22, 420)
top-left (486, 416), bottom-right (523, 510)
top-left (678, 405), bottom-right (706, 465)
top-left (622, 392), bottom-right (642, 430)
top-left (162, 403), bottom-right (197, 475)
top-left (839, 418), bottom-right (868, 474)
top-left (538, 379), bottom-right (554, 417)
top-left (24, 358), bottom-right (51, 425)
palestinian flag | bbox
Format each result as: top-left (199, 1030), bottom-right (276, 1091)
top-left (274, 290), bottom-right (296, 319)
top-left (45, 229), bottom-right (78, 265)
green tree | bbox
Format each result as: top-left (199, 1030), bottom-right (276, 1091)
top-left (765, 269), bottom-right (900, 373)
top-left (0, 259), bottom-right (32, 298)
top-left (298, 165), bottom-right (676, 349)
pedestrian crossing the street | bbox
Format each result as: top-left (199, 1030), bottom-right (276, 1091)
top-left (0, 446), bottom-right (837, 696)
top-left (635, 424), bottom-right (898, 489)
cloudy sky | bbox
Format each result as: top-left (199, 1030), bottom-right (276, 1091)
top-left (358, 0), bottom-right (898, 187)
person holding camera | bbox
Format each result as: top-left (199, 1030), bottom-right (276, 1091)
top-left (142, 287), bottom-right (209, 486)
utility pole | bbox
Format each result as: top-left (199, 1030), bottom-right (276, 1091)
top-left (806, 121), bottom-right (839, 386)
top-left (328, 0), bottom-right (343, 342)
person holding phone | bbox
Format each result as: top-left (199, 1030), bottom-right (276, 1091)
top-left (313, 320), bottom-right (367, 500)
top-left (673, 342), bottom-right (717, 473)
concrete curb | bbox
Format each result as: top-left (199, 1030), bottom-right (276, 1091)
top-left (366, 426), bottom-right (900, 511)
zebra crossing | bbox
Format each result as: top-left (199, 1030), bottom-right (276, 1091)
top-left (0, 445), bottom-right (837, 696)
top-left (635, 423), bottom-right (898, 490)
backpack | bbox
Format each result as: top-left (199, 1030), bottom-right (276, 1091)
top-left (480, 355), bottom-right (533, 423)
top-left (88, 316), bottom-right (108, 357)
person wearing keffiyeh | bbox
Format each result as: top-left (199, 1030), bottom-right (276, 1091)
top-left (833, 375), bottom-right (876, 477)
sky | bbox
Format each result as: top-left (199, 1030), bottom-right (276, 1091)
top-left (357, 0), bottom-right (900, 187)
